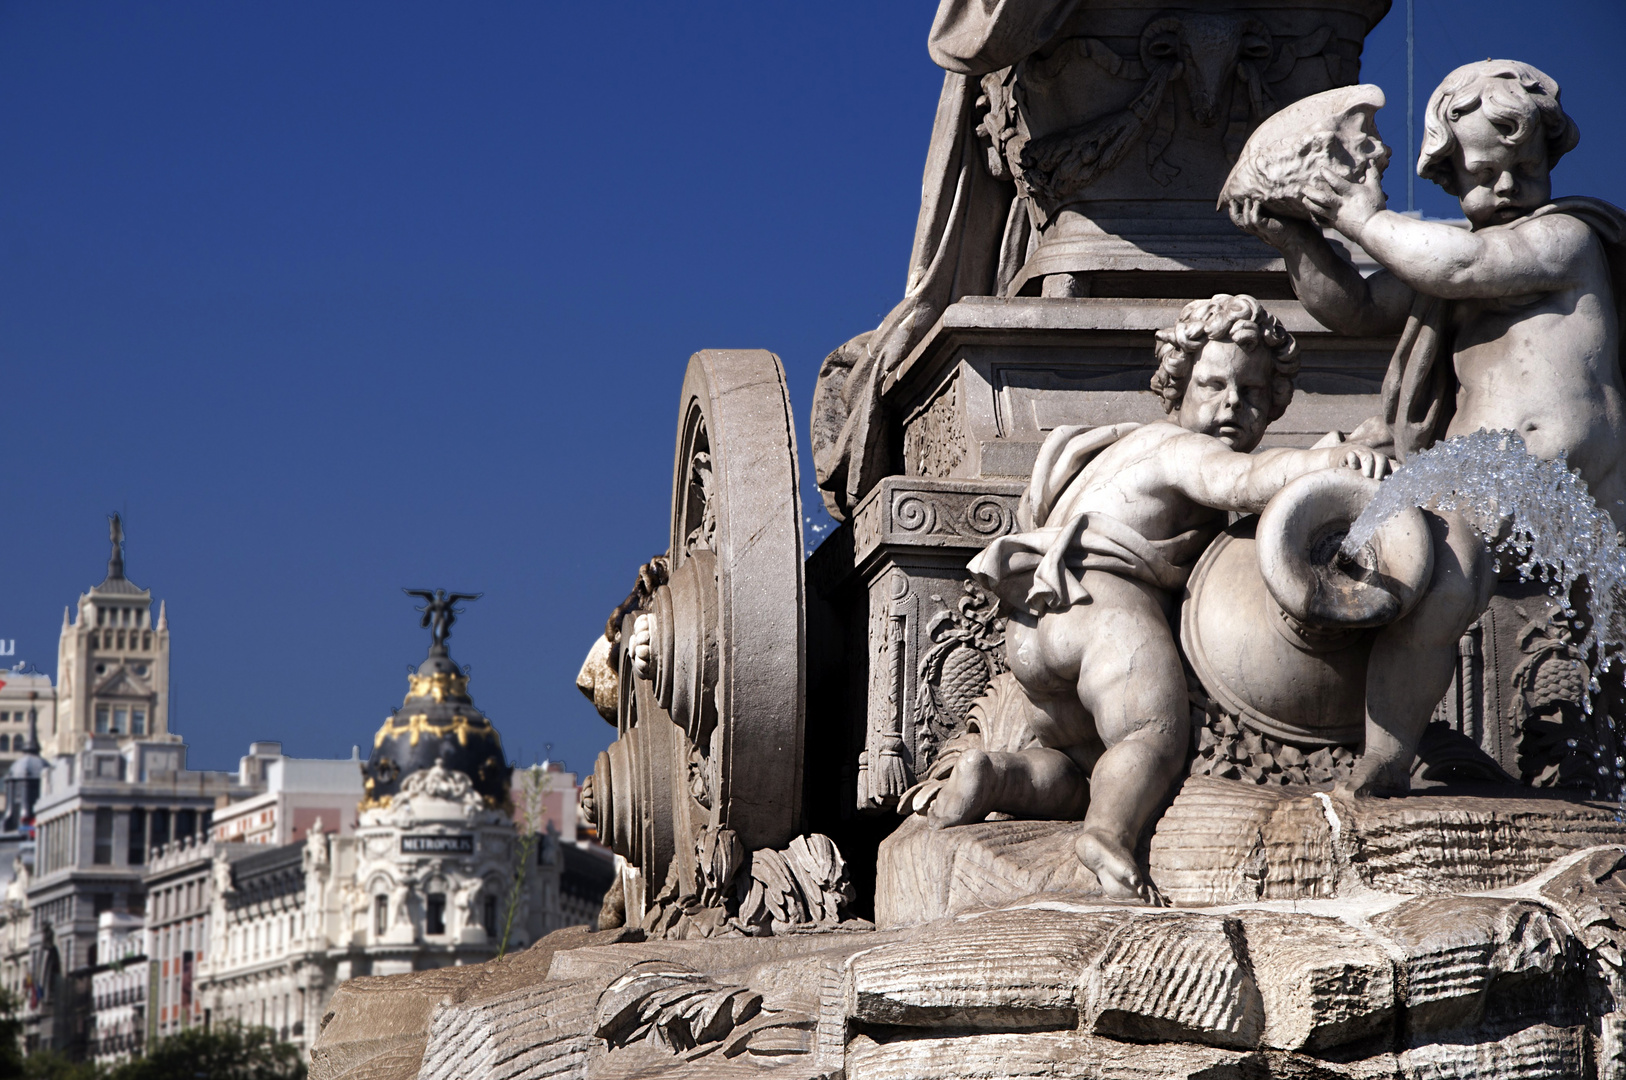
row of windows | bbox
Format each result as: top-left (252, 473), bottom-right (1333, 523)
top-left (94, 705), bottom-right (148, 737)
top-left (0, 710), bottom-right (35, 724)
top-left (78, 806), bottom-right (210, 866)
top-left (89, 629), bottom-right (153, 652)
top-left (370, 892), bottom-right (497, 938)
top-left (151, 876), bottom-right (205, 923)
top-left (97, 606), bottom-right (149, 629)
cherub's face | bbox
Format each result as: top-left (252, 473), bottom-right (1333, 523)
top-left (1447, 107), bottom-right (1551, 228)
top-left (1177, 340), bottom-right (1273, 452)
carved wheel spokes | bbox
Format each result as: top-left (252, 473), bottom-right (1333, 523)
top-left (596, 349), bottom-right (807, 900)
top-left (665, 350), bottom-right (806, 853)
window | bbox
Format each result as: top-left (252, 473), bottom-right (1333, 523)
top-left (151, 808), bottom-right (170, 850)
top-left (95, 706), bottom-right (109, 735)
top-left (93, 807), bottom-right (114, 865)
top-left (132, 708), bottom-right (146, 736)
top-left (97, 608), bottom-right (105, 627)
top-left (0, 735), bottom-right (9, 752)
top-left (127, 808), bottom-right (146, 865)
top-left (143, 631), bottom-right (151, 650)
top-left (116, 630), bottom-right (125, 650)
top-left (176, 808), bottom-right (196, 842)
top-left (425, 893), bottom-right (446, 936)
top-left (484, 896), bottom-right (496, 938)
top-left (112, 707), bottom-right (128, 735)
top-left (374, 895), bottom-right (387, 936)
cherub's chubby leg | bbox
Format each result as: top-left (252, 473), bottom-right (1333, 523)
top-left (1350, 510), bottom-right (1493, 795)
top-left (928, 614), bottom-right (1097, 827)
top-left (1043, 571), bottom-right (1189, 905)
top-left (927, 747), bottom-right (1088, 827)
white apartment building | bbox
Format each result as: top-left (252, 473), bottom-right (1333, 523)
top-left (211, 743), bottom-right (363, 847)
top-left (88, 912), bottom-right (145, 1066)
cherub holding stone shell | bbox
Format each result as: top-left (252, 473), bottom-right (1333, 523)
top-left (1226, 60), bottom-right (1626, 532)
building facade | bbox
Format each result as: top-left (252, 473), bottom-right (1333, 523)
top-left (50, 516), bottom-right (171, 760)
top-left (196, 611), bottom-right (585, 1058)
top-left (25, 738), bottom-right (256, 1054)
top-left (0, 668), bottom-right (54, 775)
top-left (88, 911), bottom-right (145, 1066)
top-left (211, 744), bottom-right (363, 847)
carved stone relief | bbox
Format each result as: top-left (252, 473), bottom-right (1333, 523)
top-left (902, 376), bottom-right (966, 479)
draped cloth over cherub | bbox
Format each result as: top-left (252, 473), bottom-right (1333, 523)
top-left (1359, 197), bottom-right (1626, 459)
top-left (968, 423), bottom-right (1216, 616)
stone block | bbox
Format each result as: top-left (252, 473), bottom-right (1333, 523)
top-left (1394, 1023), bottom-right (1587, 1080)
top-left (846, 908), bottom-right (1126, 1030)
top-left (1147, 777), bottom-right (1337, 904)
top-left (1369, 896), bottom-right (1580, 1038)
top-left (1347, 795), bottom-right (1626, 894)
top-left (1082, 914), bottom-right (1263, 1049)
top-left (875, 815), bottom-right (1100, 927)
top-left (1239, 911), bottom-right (1395, 1052)
top-left (845, 1031), bottom-right (1255, 1080)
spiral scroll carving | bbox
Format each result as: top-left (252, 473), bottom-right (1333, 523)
top-left (893, 494), bottom-right (938, 535)
top-left (966, 496), bottom-right (1013, 537)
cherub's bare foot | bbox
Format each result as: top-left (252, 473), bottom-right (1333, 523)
top-left (1339, 756), bottom-right (1410, 799)
top-left (1077, 828), bottom-right (1164, 906)
top-left (928, 749), bottom-right (998, 828)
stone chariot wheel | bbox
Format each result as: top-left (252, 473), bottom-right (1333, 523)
top-left (594, 349), bottom-right (806, 908)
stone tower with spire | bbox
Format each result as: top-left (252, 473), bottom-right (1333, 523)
top-left (50, 515), bottom-right (173, 757)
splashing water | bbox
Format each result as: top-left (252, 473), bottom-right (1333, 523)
top-left (1341, 430), bottom-right (1626, 798)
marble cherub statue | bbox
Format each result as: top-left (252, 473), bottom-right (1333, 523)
top-left (1235, 59), bottom-right (1626, 530)
top-left (926, 295), bottom-right (1391, 904)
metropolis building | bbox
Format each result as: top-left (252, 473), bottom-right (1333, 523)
top-left (194, 607), bottom-right (580, 1057)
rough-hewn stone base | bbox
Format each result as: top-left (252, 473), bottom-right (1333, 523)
top-left (875, 777), bottom-right (1626, 924)
top-left (310, 789), bottom-right (1626, 1080)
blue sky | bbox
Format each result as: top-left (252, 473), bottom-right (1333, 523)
top-left (0, 1), bottom-right (1620, 775)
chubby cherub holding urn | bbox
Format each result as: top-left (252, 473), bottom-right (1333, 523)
top-left (923, 295), bottom-right (1389, 904)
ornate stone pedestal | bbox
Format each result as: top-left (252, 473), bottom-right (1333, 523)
top-left (823, 297), bottom-right (1398, 816)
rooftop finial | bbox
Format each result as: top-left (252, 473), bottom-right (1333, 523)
top-left (23, 706), bottom-right (38, 755)
top-left (404, 588), bottom-right (483, 650)
top-left (107, 513), bottom-right (125, 581)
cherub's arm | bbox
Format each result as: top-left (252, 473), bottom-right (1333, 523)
top-left (1233, 201), bottom-right (1413, 336)
top-left (1307, 169), bottom-right (1592, 299)
top-left (1351, 211), bottom-right (1589, 299)
top-left (1158, 432), bottom-right (1388, 514)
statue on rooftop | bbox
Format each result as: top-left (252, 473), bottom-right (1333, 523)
top-left (404, 588), bottom-right (483, 647)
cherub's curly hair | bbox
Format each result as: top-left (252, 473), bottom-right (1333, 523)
top-left (1418, 60), bottom-right (1578, 195)
top-left (1150, 294), bottom-right (1299, 421)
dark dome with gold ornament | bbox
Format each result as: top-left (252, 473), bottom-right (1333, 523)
top-left (360, 590), bottom-right (508, 812)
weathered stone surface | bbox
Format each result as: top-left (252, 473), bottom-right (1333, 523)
top-left (1348, 794), bottom-right (1626, 894)
top-left (875, 815), bottom-right (1100, 927)
top-left (418, 978), bottom-right (600, 1080)
top-left (878, 778), bottom-right (1626, 922)
top-left (1394, 1023), bottom-right (1587, 1080)
top-left (1239, 911), bottom-right (1395, 1051)
top-left (1537, 847), bottom-right (1626, 1080)
top-left (845, 1031), bottom-right (1254, 1080)
top-left (847, 908), bottom-right (1125, 1030)
top-left (1369, 895), bottom-right (1579, 1038)
top-left (311, 925), bottom-right (636, 1080)
top-left (1083, 913), bottom-right (1263, 1049)
top-left (1148, 777), bottom-right (1338, 905)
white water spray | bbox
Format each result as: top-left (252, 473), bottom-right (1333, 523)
top-left (1341, 430), bottom-right (1626, 797)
